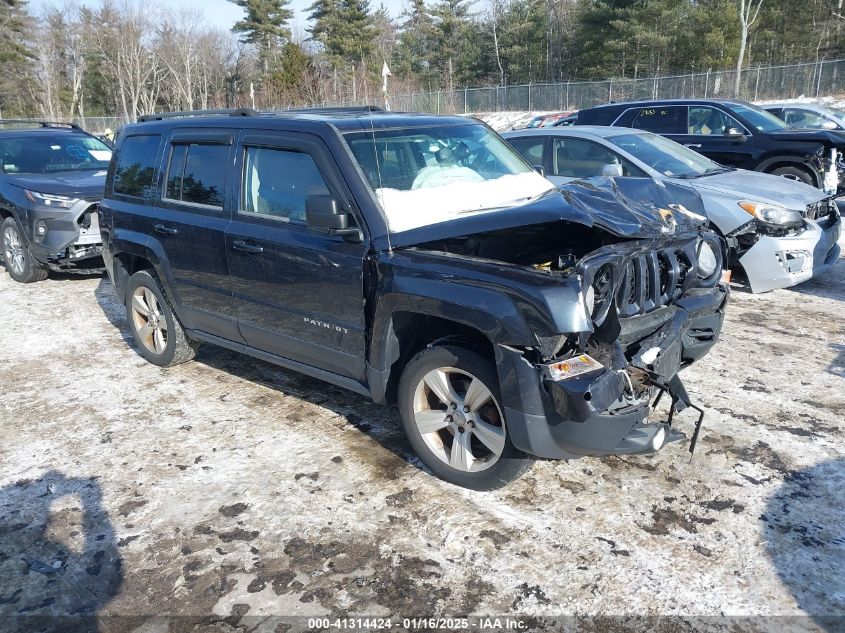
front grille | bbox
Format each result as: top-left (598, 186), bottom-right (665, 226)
top-left (580, 237), bottom-right (706, 324)
top-left (616, 247), bottom-right (695, 318)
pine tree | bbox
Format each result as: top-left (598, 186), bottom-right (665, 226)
top-left (430, 0), bottom-right (473, 89)
top-left (309, 0), bottom-right (377, 67)
top-left (230, 0), bottom-right (293, 72)
top-left (0, 0), bottom-right (35, 115)
top-left (394, 0), bottom-right (434, 82)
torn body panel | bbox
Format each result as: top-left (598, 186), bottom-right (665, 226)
top-left (376, 200), bottom-right (728, 459)
top-left (737, 213), bottom-right (841, 293)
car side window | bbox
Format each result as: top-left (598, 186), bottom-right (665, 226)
top-left (507, 137), bottom-right (545, 166)
top-left (552, 138), bottom-right (646, 178)
top-left (164, 143), bottom-right (227, 208)
top-left (783, 108), bottom-right (829, 129)
top-left (688, 106), bottom-right (745, 136)
top-left (113, 134), bottom-right (161, 198)
top-left (241, 146), bottom-right (331, 224)
top-left (630, 106), bottom-right (686, 134)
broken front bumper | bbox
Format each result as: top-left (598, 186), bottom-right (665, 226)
top-left (739, 213), bottom-right (841, 293)
top-left (499, 284), bottom-right (729, 459)
top-left (28, 200), bottom-right (104, 271)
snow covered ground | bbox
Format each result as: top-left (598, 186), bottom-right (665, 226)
top-left (0, 236), bottom-right (844, 629)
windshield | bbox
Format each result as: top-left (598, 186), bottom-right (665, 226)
top-left (608, 132), bottom-right (725, 178)
top-left (827, 107), bottom-right (845, 125)
top-left (0, 133), bottom-right (112, 175)
top-left (729, 103), bottom-right (790, 133)
top-left (344, 123), bottom-right (554, 232)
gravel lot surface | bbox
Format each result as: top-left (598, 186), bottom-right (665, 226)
top-left (0, 241), bottom-right (843, 632)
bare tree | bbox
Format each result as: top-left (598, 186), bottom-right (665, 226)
top-left (94, 0), bottom-right (160, 122)
top-left (734, 0), bottom-right (764, 96)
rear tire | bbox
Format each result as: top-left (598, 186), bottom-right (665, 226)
top-left (398, 344), bottom-right (534, 490)
top-left (125, 269), bottom-right (197, 367)
top-left (1, 217), bottom-right (49, 283)
top-left (770, 165), bottom-right (816, 187)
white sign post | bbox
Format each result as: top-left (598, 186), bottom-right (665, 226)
top-left (381, 62), bottom-right (392, 111)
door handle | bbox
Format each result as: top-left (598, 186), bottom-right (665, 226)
top-left (684, 143), bottom-right (702, 148)
top-left (232, 240), bottom-right (264, 254)
top-left (153, 223), bottom-right (178, 236)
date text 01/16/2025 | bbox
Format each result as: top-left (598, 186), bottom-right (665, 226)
top-left (307, 617), bottom-right (528, 630)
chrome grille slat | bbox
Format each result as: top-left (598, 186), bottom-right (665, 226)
top-left (616, 244), bottom-right (698, 318)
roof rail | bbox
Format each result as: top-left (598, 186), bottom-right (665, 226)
top-left (137, 108), bottom-right (259, 122)
top-left (280, 106), bottom-right (385, 114)
top-left (0, 119), bottom-right (84, 131)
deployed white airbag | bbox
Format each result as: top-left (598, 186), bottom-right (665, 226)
top-left (376, 170), bottom-right (555, 233)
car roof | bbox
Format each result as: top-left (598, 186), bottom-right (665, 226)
top-left (0, 127), bottom-right (85, 137)
top-left (762, 102), bottom-right (833, 110)
top-left (503, 125), bottom-right (645, 139)
top-left (583, 98), bottom-right (753, 111)
top-left (125, 109), bottom-right (474, 135)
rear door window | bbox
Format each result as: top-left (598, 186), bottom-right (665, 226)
top-left (113, 134), bottom-right (161, 198)
top-left (164, 143), bottom-right (228, 208)
top-left (507, 137), bottom-right (546, 167)
top-left (630, 106), bottom-right (687, 135)
top-left (552, 138), bottom-right (646, 178)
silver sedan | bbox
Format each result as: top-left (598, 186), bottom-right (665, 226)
top-left (502, 126), bottom-right (841, 293)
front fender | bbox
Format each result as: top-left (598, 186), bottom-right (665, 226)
top-left (371, 249), bottom-right (590, 352)
top-left (696, 187), bottom-right (756, 235)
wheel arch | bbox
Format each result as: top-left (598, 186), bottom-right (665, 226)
top-left (756, 155), bottom-right (820, 186)
top-left (370, 310), bottom-right (497, 406)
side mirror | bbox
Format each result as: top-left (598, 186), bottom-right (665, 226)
top-left (533, 164), bottom-right (545, 176)
top-left (601, 163), bottom-right (624, 177)
top-left (821, 120), bottom-right (838, 130)
top-left (306, 195), bottom-right (361, 241)
top-left (724, 128), bottom-right (746, 141)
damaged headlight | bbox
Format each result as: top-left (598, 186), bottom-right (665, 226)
top-left (696, 240), bottom-right (719, 278)
top-left (738, 200), bottom-right (802, 226)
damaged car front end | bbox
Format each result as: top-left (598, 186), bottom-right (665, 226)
top-left (378, 178), bottom-right (728, 461)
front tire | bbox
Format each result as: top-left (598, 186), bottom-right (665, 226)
top-left (125, 270), bottom-right (197, 367)
top-left (1, 217), bottom-right (48, 283)
top-left (398, 344), bottom-right (533, 490)
top-left (770, 165), bottom-right (816, 187)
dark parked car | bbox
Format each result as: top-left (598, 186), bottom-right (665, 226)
top-left (0, 120), bottom-right (112, 282)
top-left (574, 99), bottom-right (845, 194)
top-left (99, 108), bottom-right (728, 489)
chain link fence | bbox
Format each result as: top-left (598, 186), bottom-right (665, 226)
top-left (386, 58), bottom-right (845, 114)
top-left (8, 58), bottom-right (843, 131)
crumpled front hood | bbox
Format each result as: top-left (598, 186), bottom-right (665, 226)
top-left (692, 168), bottom-right (827, 210)
top-left (386, 176), bottom-right (704, 248)
top-left (560, 177), bottom-right (707, 237)
top-left (6, 170), bottom-right (107, 199)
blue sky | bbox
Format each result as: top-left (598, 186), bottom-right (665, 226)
top-left (30, 0), bottom-right (408, 33)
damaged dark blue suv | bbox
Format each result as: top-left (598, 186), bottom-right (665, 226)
top-left (99, 108), bottom-right (729, 489)
top-left (0, 121), bottom-right (111, 282)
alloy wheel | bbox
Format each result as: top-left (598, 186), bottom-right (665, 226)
top-left (130, 286), bottom-right (168, 355)
top-left (412, 366), bottom-right (506, 472)
top-left (2, 225), bottom-right (26, 276)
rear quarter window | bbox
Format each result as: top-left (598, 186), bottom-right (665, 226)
top-left (630, 106), bottom-right (687, 134)
top-left (113, 135), bottom-right (161, 198)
